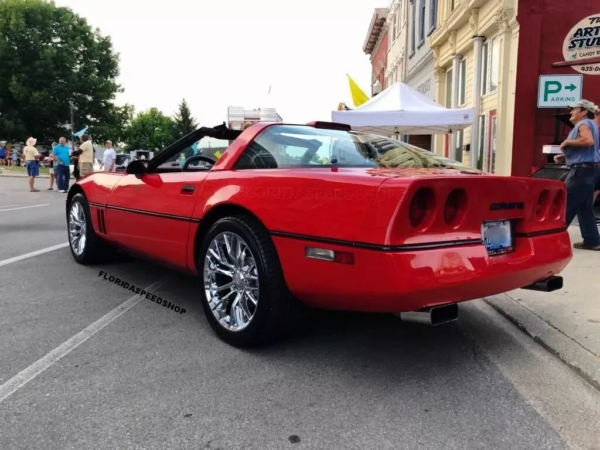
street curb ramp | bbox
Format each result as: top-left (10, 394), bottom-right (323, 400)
top-left (484, 294), bottom-right (600, 392)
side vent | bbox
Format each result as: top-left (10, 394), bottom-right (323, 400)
top-left (96, 209), bottom-right (107, 234)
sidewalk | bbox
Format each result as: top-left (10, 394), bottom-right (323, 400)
top-left (485, 226), bottom-right (600, 391)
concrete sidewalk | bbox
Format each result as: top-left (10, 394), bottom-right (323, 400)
top-left (485, 226), bottom-right (600, 391)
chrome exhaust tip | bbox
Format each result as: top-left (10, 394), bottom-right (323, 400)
top-left (521, 275), bottom-right (563, 292)
top-left (396, 303), bottom-right (459, 326)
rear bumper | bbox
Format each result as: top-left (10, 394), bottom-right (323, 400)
top-left (273, 231), bottom-right (573, 312)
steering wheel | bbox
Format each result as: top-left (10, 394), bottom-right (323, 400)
top-left (183, 155), bottom-right (216, 171)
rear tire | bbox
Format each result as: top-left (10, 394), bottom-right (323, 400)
top-left (67, 194), bottom-right (114, 265)
top-left (197, 215), bottom-right (304, 347)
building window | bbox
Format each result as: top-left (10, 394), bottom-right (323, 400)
top-left (419, 0), bottom-right (425, 45)
top-left (429, 0), bottom-right (438, 33)
top-left (396, 7), bottom-right (401, 38)
top-left (490, 37), bottom-right (500, 92)
top-left (398, 0), bottom-right (403, 32)
top-left (410, 0), bottom-right (416, 55)
top-left (445, 68), bottom-right (452, 107)
top-left (458, 58), bottom-right (466, 106)
top-left (477, 114), bottom-right (486, 170)
top-left (448, 0), bottom-right (455, 15)
top-left (481, 42), bottom-right (489, 95)
top-left (392, 13), bottom-right (397, 40)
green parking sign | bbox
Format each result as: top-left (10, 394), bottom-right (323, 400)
top-left (537, 75), bottom-right (583, 108)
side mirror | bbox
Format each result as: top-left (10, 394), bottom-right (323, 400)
top-left (126, 159), bottom-right (147, 178)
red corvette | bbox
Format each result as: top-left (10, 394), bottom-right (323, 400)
top-left (66, 121), bottom-right (573, 347)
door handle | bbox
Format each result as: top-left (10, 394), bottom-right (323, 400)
top-left (181, 185), bottom-right (195, 194)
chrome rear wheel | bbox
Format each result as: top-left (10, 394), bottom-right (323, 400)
top-left (69, 201), bottom-right (87, 256)
top-left (203, 231), bottom-right (259, 332)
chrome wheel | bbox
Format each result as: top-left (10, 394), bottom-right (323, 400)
top-left (69, 202), bottom-right (87, 256)
top-left (203, 231), bottom-right (259, 332)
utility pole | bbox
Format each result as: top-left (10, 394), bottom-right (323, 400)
top-left (69, 101), bottom-right (76, 153)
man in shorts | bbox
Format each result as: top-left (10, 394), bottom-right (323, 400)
top-left (23, 137), bottom-right (41, 192)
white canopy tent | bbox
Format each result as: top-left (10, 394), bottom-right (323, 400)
top-left (331, 82), bottom-right (475, 136)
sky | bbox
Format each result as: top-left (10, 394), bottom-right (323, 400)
top-left (54, 0), bottom-right (386, 127)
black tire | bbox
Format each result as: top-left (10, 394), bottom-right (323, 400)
top-left (197, 215), bottom-right (304, 347)
top-left (67, 193), bottom-right (114, 265)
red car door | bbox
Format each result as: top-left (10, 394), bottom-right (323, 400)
top-left (105, 171), bottom-right (208, 270)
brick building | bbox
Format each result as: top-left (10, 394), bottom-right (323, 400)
top-left (364, 8), bottom-right (389, 97)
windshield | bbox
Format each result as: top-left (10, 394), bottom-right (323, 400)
top-left (158, 136), bottom-right (231, 168)
top-left (237, 125), bottom-right (480, 172)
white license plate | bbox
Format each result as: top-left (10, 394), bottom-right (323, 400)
top-left (482, 220), bottom-right (513, 255)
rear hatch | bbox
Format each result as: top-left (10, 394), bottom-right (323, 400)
top-left (364, 174), bottom-right (567, 252)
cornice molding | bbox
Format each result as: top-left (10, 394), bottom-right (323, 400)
top-left (469, 8), bottom-right (479, 35)
top-left (449, 30), bottom-right (458, 55)
top-left (495, 7), bottom-right (514, 32)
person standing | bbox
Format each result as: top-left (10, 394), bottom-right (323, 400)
top-left (48, 143), bottom-right (56, 190)
top-left (0, 144), bottom-right (6, 167)
top-left (101, 140), bottom-right (116, 172)
top-left (554, 100), bottom-right (600, 250)
top-left (52, 137), bottom-right (71, 193)
top-left (23, 137), bottom-right (41, 192)
top-left (77, 134), bottom-right (94, 176)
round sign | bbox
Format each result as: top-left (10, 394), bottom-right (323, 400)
top-left (561, 14), bottom-right (600, 75)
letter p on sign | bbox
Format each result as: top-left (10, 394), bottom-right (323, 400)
top-left (544, 81), bottom-right (561, 101)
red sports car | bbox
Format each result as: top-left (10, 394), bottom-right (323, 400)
top-left (66, 122), bottom-right (573, 347)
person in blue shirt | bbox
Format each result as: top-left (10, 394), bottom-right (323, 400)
top-left (554, 100), bottom-right (600, 250)
top-left (51, 137), bottom-right (71, 193)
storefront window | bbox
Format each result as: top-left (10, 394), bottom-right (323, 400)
top-left (478, 115), bottom-right (486, 170)
top-left (458, 58), bottom-right (466, 106)
top-left (481, 42), bottom-right (489, 95)
top-left (490, 37), bottom-right (500, 92)
top-left (445, 69), bottom-right (452, 107)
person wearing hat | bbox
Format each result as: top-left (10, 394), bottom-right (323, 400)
top-left (554, 99), bottom-right (600, 250)
top-left (23, 137), bottom-right (41, 192)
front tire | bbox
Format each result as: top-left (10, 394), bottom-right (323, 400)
top-left (198, 215), bottom-right (302, 347)
top-left (68, 194), bottom-right (113, 264)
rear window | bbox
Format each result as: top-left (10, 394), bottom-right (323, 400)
top-left (234, 125), bottom-right (478, 172)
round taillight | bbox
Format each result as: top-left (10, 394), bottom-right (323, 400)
top-left (536, 189), bottom-right (550, 221)
top-left (551, 189), bottom-right (565, 219)
top-left (444, 189), bottom-right (467, 226)
top-left (409, 188), bottom-right (435, 228)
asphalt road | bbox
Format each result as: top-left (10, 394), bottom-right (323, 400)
top-left (1, 176), bottom-right (599, 450)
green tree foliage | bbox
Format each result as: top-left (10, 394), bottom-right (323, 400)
top-left (125, 108), bottom-right (175, 152)
top-left (0, 0), bottom-right (122, 143)
top-left (172, 98), bottom-right (198, 140)
top-left (89, 104), bottom-right (134, 145)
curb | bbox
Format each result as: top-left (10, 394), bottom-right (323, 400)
top-left (484, 294), bottom-right (600, 392)
top-left (0, 173), bottom-right (50, 179)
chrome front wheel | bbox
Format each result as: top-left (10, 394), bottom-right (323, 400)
top-left (203, 231), bottom-right (259, 332)
top-left (69, 201), bottom-right (87, 256)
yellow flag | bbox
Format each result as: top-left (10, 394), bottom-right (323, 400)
top-left (347, 75), bottom-right (369, 107)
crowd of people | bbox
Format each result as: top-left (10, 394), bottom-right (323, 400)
top-left (554, 100), bottom-right (600, 251)
top-left (17, 135), bottom-right (118, 193)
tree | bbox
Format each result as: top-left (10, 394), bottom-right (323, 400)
top-left (172, 98), bottom-right (198, 140)
top-left (0, 0), bottom-right (122, 143)
top-left (89, 104), bottom-right (134, 145)
top-left (124, 108), bottom-right (175, 152)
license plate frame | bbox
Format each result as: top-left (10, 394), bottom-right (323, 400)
top-left (482, 220), bottom-right (514, 256)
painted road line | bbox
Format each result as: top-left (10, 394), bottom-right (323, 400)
top-left (0, 204), bottom-right (50, 212)
top-left (0, 204), bottom-right (18, 208)
top-left (0, 243), bottom-right (69, 268)
top-left (0, 278), bottom-right (168, 404)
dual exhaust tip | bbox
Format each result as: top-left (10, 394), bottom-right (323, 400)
top-left (396, 303), bottom-right (459, 326)
top-left (396, 276), bottom-right (563, 326)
